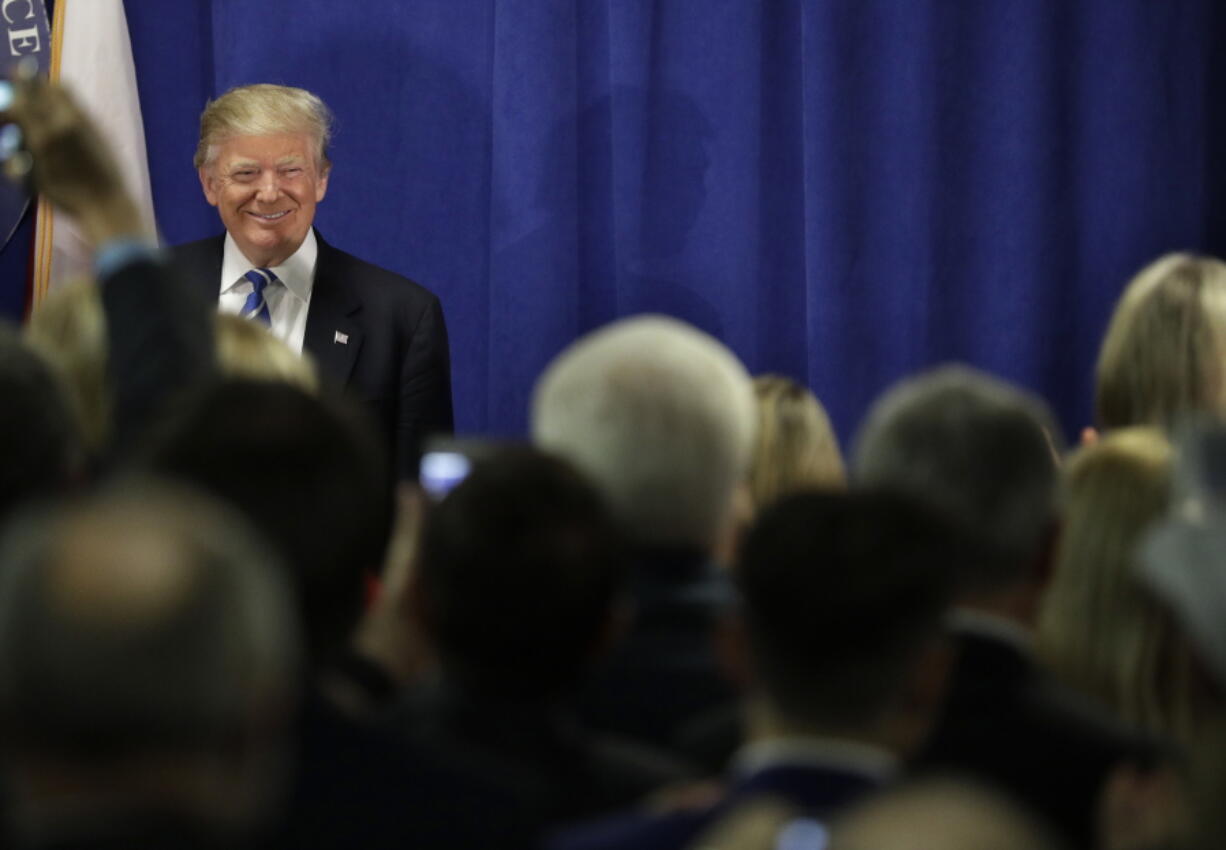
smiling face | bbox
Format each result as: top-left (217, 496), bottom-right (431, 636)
top-left (199, 133), bottom-right (329, 268)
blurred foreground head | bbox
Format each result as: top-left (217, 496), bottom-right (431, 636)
top-left (532, 315), bottom-right (755, 551)
top-left (415, 446), bottom-right (625, 698)
top-left (829, 778), bottom-right (1064, 850)
top-left (148, 379), bottom-right (393, 664)
top-left (853, 364), bottom-right (1060, 596)
top-left (736, 491), bottom-right (960, 751)
top-left (0, 480), bottom-right (298, 836)
top-left (688, 780), bottom-right (1062, 850)
top-left (1097, 253), bottom-right (1226, 430)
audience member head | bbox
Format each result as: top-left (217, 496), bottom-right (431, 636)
top-left (147, 379), bottom-right (393, 665)
top-left (747, 374), bottom-right (845, 512)
top-left (532, 315), bottom-right (755, 551)
top-left (214, 313), bottom-right (319, 392)
top-left (26, 285), bottom-right (318, 459)
top-left (24, 280), bottom-right (110, 453)
top-left (0, 323), bottom-right (79, 525)
top-left (828, 778), bottom-right (1066, 850)
top-left (0, 480), bottom-right (298, 834)
top-left (1096, 253), bottom-right (1226, 430)
top-left (853, 364), bottom-right (1061, 600)
top-left (414, 446), bottom-right (625, 698)
top-left (1037, 428), bottom-right (1203, 743)
top-left (735, 491), bottom-right (960, 753)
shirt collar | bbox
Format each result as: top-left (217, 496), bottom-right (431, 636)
top-left (219, 229), bottom-right (318, 304)
top-left (947, 607), bottom-right (1035, 657)
top-left (733, 735), bottom-right (900, 783)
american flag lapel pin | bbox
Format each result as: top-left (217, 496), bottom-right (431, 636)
top-left (334, 331), bottom-right (349, 345)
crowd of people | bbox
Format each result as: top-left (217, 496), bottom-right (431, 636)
top-left (2, 74), bottom-right (1226, 850)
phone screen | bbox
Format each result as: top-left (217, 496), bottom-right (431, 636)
top-left (419, 450), bottom-right (472, 501)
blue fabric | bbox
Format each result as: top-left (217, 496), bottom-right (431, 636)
top-left (123, 0), bottom-right (1226, 441)
top-left (0, 0), bottom-right (52, 320)
top-left (241, 267), bottom-right (274, 325)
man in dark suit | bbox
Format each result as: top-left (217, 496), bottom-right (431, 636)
top-left (173, 84), bottom-right (453, 477)
top-left (853, 364), bottom-right (1164, 849)
top-left (549, 491), bottom-right (961, 850)
top-left (531, 317), bottom-right (755, 760)
top-left (385, 446), bottom-right (691, 832)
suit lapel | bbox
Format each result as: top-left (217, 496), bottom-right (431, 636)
top-left (304, 232), bottom-right (364, 387)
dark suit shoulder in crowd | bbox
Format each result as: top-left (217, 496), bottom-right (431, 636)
top-left (917, 629), bottom-right (1164, 849)
top-left (578, 548), bottom-right (740, 758)
top-left (385, 679), bottom-right (692, 832)
top-left (170, 232), bottom-right (454, 476)
top-left (99, 255), bottom-right (215, 461)
top-left (283, 691), bottom-right (532, 850)
top-left (548, 762), bottom-right (882, 850)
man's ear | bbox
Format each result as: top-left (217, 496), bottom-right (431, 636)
top-left (315, 162), bottom-right (330, 203)
top-left (198, 166), bottom-right (219, 207)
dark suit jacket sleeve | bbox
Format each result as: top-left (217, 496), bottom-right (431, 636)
top-left (394, 290), bottom-right (454, 476)
top-left (99, 255), bottom-right (215, 459)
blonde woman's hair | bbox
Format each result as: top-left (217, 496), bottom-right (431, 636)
top-left (1096, 253), bottom-right (1226, 430)
top-left (24, 280), bottom-right (110, 452)
top-left (195, 84), bottom-right (334, 170)
top-left (1038, 427), bottom-right (1203, 743)
top-left (748, 375), bottom-right (844, 512)
top-left (214, 314), bottom-right (318, 393)
top-left (25, 287), bottom-right (317, 449)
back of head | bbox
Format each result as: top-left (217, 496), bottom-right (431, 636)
top-left (0, 324), bottom-right (78, 525)
top-left (1096, 253), bottom-right (1226, 430)
top-left (214, 312), bottom-right (319, 392)
top-left (532, 315), bottom-right (755, 550)
top-left (736, 491), bottom-right (959, 732)
top-left (1038, 428), bottom-right (1195, 740)
top-left (853, 364), bottom-right (1060, 592)
top-left (748, 374), bottom-right (845, 512)
top-left (0, 480), bottom-right (297, 821)
top-left (829, 778), bottom-right (1066, 850)
top-left (195, 83), bottom-right (333, 170)
top-left (147, 379), bottom-right (393, 664)
top-left (417, 446), bottom-right (624, 697)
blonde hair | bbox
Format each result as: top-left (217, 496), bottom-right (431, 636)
top-left (747, 375), bottom-right (844, 512)
top-left (1096, 253), bottom-right (1226, 430)
top-left (24, 281), bottom-right (110, 452)
top-left (1038, 427), bottom-right (1202, 743)
top-left (214, 314), bottom-right (318, 393)
top-left (195, 84), bottom-right (334, 170)
top-left (25, 288), bottom-right (317, 454)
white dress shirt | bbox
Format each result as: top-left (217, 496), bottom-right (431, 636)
top-left (218, 230), bottom-right (317, 355)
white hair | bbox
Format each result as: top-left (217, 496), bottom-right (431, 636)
top-left (852, 364), bottom-right (1061, 588)
top-left (532, 315), bottom-right (756, 549)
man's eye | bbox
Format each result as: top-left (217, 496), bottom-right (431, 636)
top-left (282, 168), bottom-right (303, 176)
top-left (233, 170), bottom-right (257, 179)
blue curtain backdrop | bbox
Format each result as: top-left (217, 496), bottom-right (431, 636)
top-left (122, 0), bottom-right (1226, 443)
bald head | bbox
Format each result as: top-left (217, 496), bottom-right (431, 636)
top-left (0, 481), bottom-right (298, 762)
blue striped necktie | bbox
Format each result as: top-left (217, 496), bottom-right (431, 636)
top-left (241, 268), bottom-right (276, 326)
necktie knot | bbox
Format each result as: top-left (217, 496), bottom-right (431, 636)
top-left (241, 268), bottom-right (277, 326)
